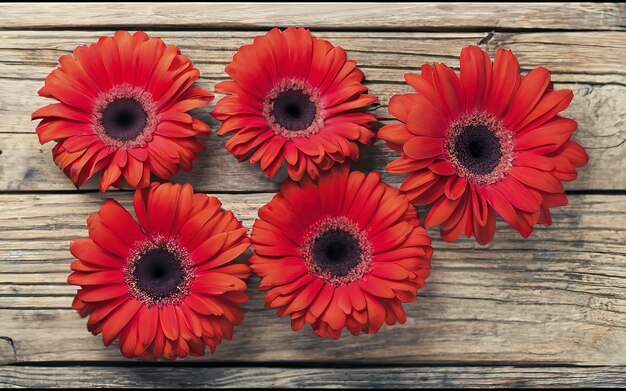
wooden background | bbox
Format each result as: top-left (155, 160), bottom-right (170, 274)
top-left (1, 2), bottom-right (625, 388)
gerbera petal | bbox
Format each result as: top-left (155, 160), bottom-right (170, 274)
top-left (474, 207), bottom-right (497, 245)
top-left (433, 63), bottom-right (465, 118)
top-left (68, 270), bottom-right (124, 286)
top-left (364, 293), bottom-right (386, 333)
top-left (198, 238), bottom-right (251, 270)
top-left (509, 166), bottom-right (565, 193)
top-left (77, 284), bottom-right (129, 303)
top-left (424, 196), bottom-right (462, 228)
top-left (160, 305), bottom-right (179, 341)
top-left (370, 262), bottom-right (412, 280)
top-left (403, 136), bottom-right (445, 160)
top-left (404, 73), bottom-right (446, 115)
top-left (137, 306), bottom-right (159, 349)
top-left (98, 199), bottom-right (145, 245)
top-left (87, 214), bottom-right (131, 259)
top-left (503, 67), bottom-right (550, 129)
top-left (35, 120), bottom-right (94, 144)
top-left (321, 292), bottom-right (347, 332)
top-left (515, 116), bottom-right (577, 151)
top-left (487, 49), bottom-right (520, 118)
top-left (377, 124), bottom-right (415, 151)
top-left (70, 238), bottom-right (124, 268)
top-left (101, 299), bottom-right (142, 346)
top-left (444, 176), bottom-right (467, 200)
top-left (492, 176), bottom-right (541, 213)
top-left (406, 102), bottom-right (447, 137)
top-left (358, 277), bottom-right (395, 299)
top-left (514, 89), bottom-right (573, 133)
top-left (147, 182), bottom-right (179, 238)
top-left (559, 141), bottom-right (589, 168)
top-left (484, 187), bottom-right (532, 237)
top-left (460, 45), bottom-right (492, 111)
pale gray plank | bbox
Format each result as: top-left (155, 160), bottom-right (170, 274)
top-left (1, 365), bottom-right (626, 388)
top-left (0, 193), bottom-right (625, 365)
top-left (0, 3), bottom-right (623, 31)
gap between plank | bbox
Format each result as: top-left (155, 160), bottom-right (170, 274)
top-left (7, 360), bottom-right (626, 369)
top-left (1, 26), bottom-right (623, 33)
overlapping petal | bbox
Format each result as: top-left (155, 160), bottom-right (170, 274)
top-left (68, 182), bottom-right (251, 360)
top-left (212, 27), bottom-right (377, 181)
top-left (33, 31), bottom-right (213, 192)
top-left (378, 45), bottom-right (588, 244)
top-left (250, 165), bottom-right (432, 339)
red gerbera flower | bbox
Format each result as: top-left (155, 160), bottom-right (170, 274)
top-left (68, 182), bottom-right (251, 360)
top-left (249, 166), bottom-right (432, 339)
top-left (212, 27), bottom-right (377, 181)
top-left (379, 45), bottom-right (589, 244)
top-left (32, 31), bottom-right (213, 192)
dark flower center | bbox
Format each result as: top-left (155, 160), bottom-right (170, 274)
top-left (445, 112), bottom-right (514, 186)
top-left (453, 124), bottom-right (502, 175)
top-left (302, 216), bottom-right (373, 287)
top-left (312, 229), bottom-right (362, 277)
top-left (133, 249), bottom-right (184, 299)
top-left (101, 98), bottom-right (148, 141)
top-left (272, 90), bottom-right (317, 131)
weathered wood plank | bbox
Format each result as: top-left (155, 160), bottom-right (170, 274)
top-left (0, 339), bottom-right (15, 366)
top-left (2, 31), bottom-right (625, 85)
top-left (1, 3), bottom-right (623, 31)
top-left (1, 82), bottom-right (621, 191)
top-left (0, 132), bottom-right (282, 192)
top-left (1, 365), bottom-right (626, 388)
top-left (0, 193), bottom-right (625, 364)
top-left (0, 3), bottom-right (623, 387)
top-left (1, 31), bottom-right (624, 191)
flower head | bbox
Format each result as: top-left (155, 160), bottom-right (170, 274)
top-left (379, 45), bottom-right (588, 244)
top-left (212, 27), bottom-right (377, 181)
top-left (250, 166), bottom-right (432, 339)
top-left (33, 31), bottom-right (213, 191)
top-left (68, 182), bottom-right (251, 359)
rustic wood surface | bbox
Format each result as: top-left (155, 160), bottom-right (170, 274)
top-left (2, 3), bottom-right (624, 31)
top-left (0, 2), bottom-right (624, 388)
top-left (2, 366), bottom-right (626, 388)
top-left (2, 31), bottom-right (625, 191)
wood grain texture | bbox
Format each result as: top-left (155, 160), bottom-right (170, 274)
top-left (0, 31), bottom-right (624, 191)
top-left (1, 3), bottom-right (624, 31)
top-left (2, 31), bottom-right (625, 84)
top-left (1, 193), bottom-right (625, 365)
top-left (1, 2), bottom-right (625, 387)
top-left (1, 365), bottom-right (626, 388)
